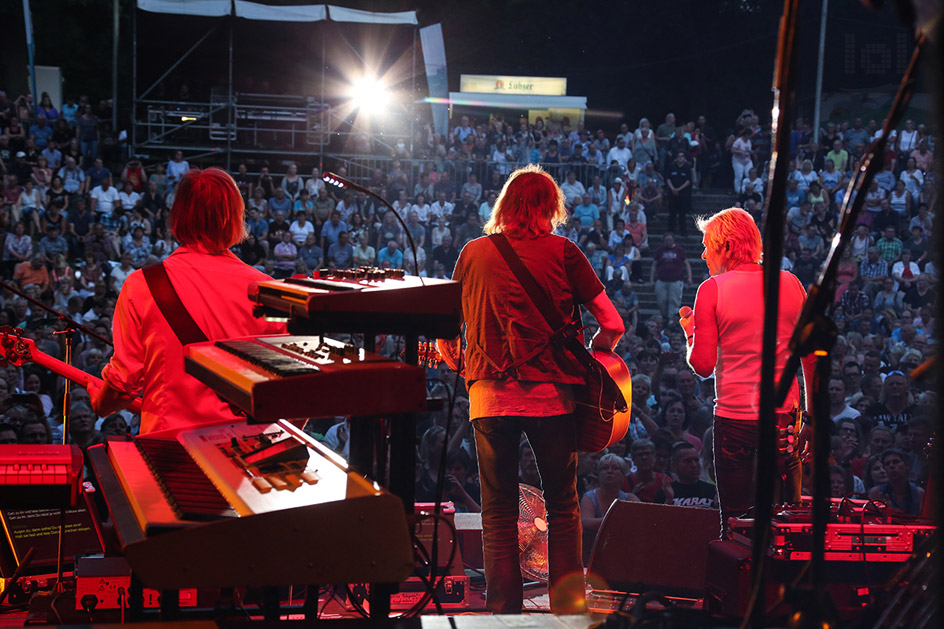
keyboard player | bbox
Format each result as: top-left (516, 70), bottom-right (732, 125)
top-left (90, 168), bottom-right (284, 435)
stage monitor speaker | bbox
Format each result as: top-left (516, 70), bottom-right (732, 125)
top-left (587, 501), bottom-right (720, 598)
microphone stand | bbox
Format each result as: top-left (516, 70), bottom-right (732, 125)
top-left (742, 1), bottom-right (801, 626)
top-left (321, 172), bottom-right (423, 285)
top-left (319, 172), bottom-right (424, 618)
top-left (770, 33), bottom-right (926, 627)
top-left (1, 279), bottom-right (111, 433)
top-left (0, 278), bottom-right (111, 593)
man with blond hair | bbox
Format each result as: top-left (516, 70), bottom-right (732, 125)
top-left (438, 164), bottom-right (623, 614)
top-left (680, 207), bottom-right (815, 523)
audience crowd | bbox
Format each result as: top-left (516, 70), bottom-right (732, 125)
top-left (0, 89), bottom-right (937, 549)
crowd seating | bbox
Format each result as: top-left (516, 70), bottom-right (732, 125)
top-left (0, 88), bottom-right (936, 528)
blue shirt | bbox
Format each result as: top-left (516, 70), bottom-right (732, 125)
top-left (785, 188), bottom-right (806, 209)
top-left (29, 125), bottom-right (54, 149)
top-left (572, 203), bottom-right (600, 228)
top-left (377, 247), bottom-right (404, 269)
top-left (268, 196), bottom-right (293, 216)
top-left (320, 220), bottom-right (348, 247)
top-left (246, 217), bottom-right (268, 240)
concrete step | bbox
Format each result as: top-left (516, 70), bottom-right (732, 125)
top-left (623, 189), bottom-right (736, 321)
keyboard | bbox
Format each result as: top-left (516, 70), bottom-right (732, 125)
top-left (249, 269), bottom-right (461, 337)
top-left (0, 444), bottom-right (84, 508)
top-left (184, 334), bottom-right (427, 421)
top-left (87, 421), bottom-right (414, 589)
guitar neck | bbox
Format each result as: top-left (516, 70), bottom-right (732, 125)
top-left (29, 348), bottom-right (144, 415)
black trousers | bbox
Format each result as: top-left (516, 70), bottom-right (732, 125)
top-left (713, 413), bottom-right (802, 527)
top-left (473, 414), bottom-right (586, 614)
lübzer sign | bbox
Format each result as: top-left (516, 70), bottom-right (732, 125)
top-left (460, 75), bottom-right (567, 96)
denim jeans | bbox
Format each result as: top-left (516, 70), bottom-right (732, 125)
top-left (473, 414), bottom-right (585, 614)
top-left (655, 279), bottom-right (684, 321)
top-left (713, 413), bottom-right (801, 526)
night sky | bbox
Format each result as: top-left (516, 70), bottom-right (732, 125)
top-left (1, 0), bottom-right (921, 133)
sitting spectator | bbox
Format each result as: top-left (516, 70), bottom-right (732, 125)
top-left (840, 276), bottom-right (871, 316)
top-left (660, 394), bottom-right (702, 452)
top-left (851, 223), bottom-right (873, 261)
top-left (430, 234), bottom-right (459, 277)
top-left (297, 233), bottom-right (323, 271)
top-left (791, 247), bottom-right (819, 288)
top-left (604, 242), bottom-right (635, 286)
top-left (580, 453), bottom-right (638, 564)
top-left (859, 247), bottom-right (889, 298)
top-left (611, 281), bottom-right (639, 332)
top-left (670, 442), bottom-right (717, 508)
top-left (797, 225), bottom-right (825, 259)
top-left (90, 175), bottom-right (120, 217)
top-left (327, 231), bottom-right (354, 269)
top-left (891, 249), bottom-right (920, 292)
top-left (13, 255), bottom-right (51, 291)
top-left (237, 234), bottom-right (267, 270)
top-left (903, 274), bottom-right (935, 311)
top-left (351, 232), bottom-right (376, 268)
top-left (868, 448), bottom-right (924, 516)
top-left (289, 210), bottom-right (316, 246)
top-left (272, 231), bottom-right (297, 279)
top-left (377, 240), bottom-right (403, 269)
top-left (560, 170), bottom-right (586, 206)
top-left (875, 226), bottom-right (903, 263)
top-left (38, 224), bottom-right (69, 260)
top-left (625, 206), bottom-right (648, 251)
top-left (622, 438), bottom-right (673, 504)
top-left (268, 187), bottom-right (293, 218)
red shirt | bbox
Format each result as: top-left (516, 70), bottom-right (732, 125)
top-left (442, 234), bottom-right (603, 419)
top-left (102, 246), bottom-right (284, 435)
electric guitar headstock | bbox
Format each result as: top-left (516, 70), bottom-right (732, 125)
top-left (0, 326), bottom-right (38, 367)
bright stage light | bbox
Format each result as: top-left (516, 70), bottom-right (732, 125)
top-left (349, 76), bottom-right (390, 115)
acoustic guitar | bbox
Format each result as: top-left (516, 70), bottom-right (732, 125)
top-left (0, 325), bottom-right (143, 415)
top-left (419, 341), bottom-right (631, 453)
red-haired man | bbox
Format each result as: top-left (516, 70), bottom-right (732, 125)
top-left (91, 168), bottom-right (283, 435)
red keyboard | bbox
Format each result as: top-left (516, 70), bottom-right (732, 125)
top-left (0, 444), bottom-right (84, 507)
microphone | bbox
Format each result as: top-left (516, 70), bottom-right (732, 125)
top-left (322, 171), bottom-right (371, 196)
top-left (679, 306), bottom-right (693, 319)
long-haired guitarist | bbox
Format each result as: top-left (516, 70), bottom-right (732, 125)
top-left (437, 164), bottom-right (624, 614)
top-left (89, 168), bottom-right (284, 435)
top-left (680, 207), bottom-right (815, 525)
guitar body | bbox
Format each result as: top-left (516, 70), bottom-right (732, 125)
top-left (574, 349), bottom-right (632, 453)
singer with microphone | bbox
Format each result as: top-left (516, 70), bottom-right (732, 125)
top-left (679, 207), bottom-right (815, 524)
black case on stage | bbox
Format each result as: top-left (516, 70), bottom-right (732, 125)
top-left (705, 538), bottom-right (900, 621)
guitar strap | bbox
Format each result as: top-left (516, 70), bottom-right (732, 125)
top-left (142, 262), bottom-right (209, 347)
top-left (487, 234), bottom-right (594, 371)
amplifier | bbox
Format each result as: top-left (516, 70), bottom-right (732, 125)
top-left (346, 576), bottom-right (470, 611)
top-left (729, 518), bottom-right (935, 562)
top-left (74, 556), bottom-right (197, 611)
top-left (705, 538), bottom-right (894, 621)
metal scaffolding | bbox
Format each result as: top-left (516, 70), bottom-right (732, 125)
top-left (131, 1), bottom-right (419, 169)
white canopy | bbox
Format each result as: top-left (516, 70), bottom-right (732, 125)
top-left (138, 0), bottom-right (231, 17)
top-left (137, 1), bottom-right (418, 24)
top-left (327, 6), bottom-right (418, 25)
top-left (235, 1), bottom-right (326, 21)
